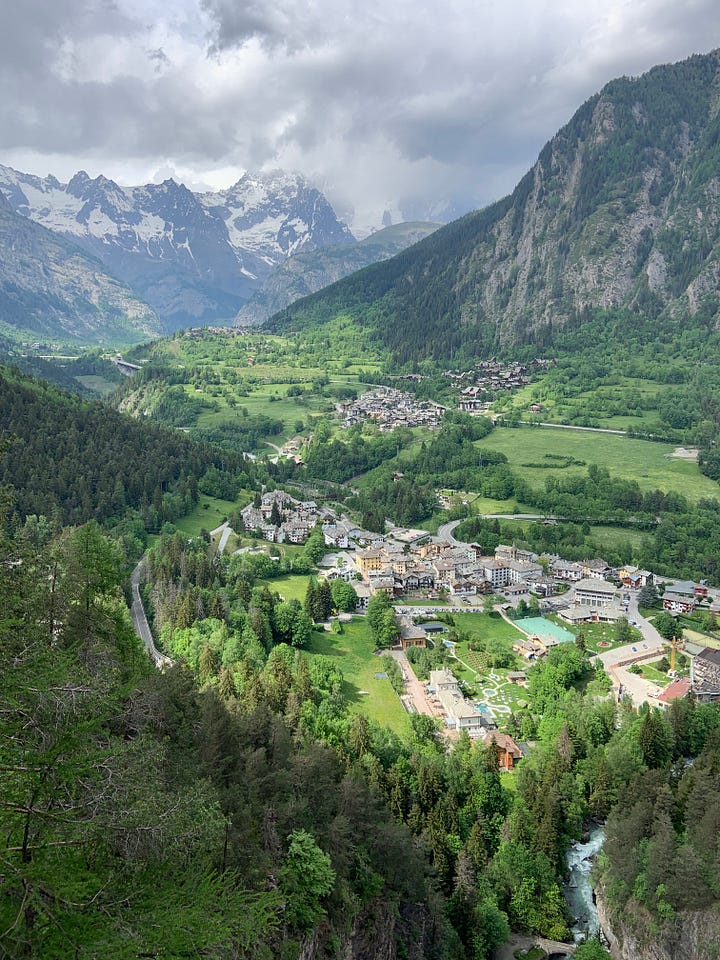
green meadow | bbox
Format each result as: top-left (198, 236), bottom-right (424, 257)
top-left (478, 425), bottom-right (718, 501)
top-left (305, 619), bottom-right (411, 735)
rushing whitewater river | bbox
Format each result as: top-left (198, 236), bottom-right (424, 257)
top-left (564, 823), bottom-right (605, 943)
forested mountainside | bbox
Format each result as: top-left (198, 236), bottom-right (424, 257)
top-left (5, 505), bottom-right (720, 957)
top-left (268, 50), bottom-right (720, 363)
top-left (0, 167), bottom-right (353, 330)
top-left (235, 222), bottom-right (439, 326)
top-left (0, 192), bottom-right (159, 343)
top-left (0, 365), bottom-right (257, 534)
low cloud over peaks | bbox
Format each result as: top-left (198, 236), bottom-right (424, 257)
top-left (2, 0), bottom-right (718, 231)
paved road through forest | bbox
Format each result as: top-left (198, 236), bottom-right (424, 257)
top-left (131, 561), bottom-right (173, 670)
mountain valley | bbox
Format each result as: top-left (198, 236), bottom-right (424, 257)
top-left (3, 45), bottom-right (720, 960)
top-left (0, 166), bottom-right (355, 332)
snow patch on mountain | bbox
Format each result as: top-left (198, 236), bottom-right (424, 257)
top-left (0, 164), bottom-right (354, 329)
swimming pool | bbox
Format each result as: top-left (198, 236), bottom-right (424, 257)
top-left (515, 617), bottom-right (575, 643)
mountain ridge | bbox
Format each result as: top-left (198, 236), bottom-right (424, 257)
top-left (0, 165), bottom-right (354, 330)
top-left (266, 50), bottom-right (720, 363)
top-left (0, 192), bottom-right (160, 343)
top-left (234, 221), bottom-right (440, 326)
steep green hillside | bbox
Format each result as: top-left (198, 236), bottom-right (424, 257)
top-left (0, 365), bottom-right (254, 531)
top-left (268, 51), bottom-right (720, 363)
top-left (234, 221), bottom-right (439, 326)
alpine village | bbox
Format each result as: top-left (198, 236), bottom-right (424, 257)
top-left (5, 39), bottom-right (720, 960)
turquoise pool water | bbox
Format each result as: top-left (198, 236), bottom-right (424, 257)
top-left (515, 617), bottom-right (574, 643)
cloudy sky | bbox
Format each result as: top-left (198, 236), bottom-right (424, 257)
top-left (1, 0), bottom-right (718, 233)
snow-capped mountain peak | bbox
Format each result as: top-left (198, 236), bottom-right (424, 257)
top-left (0, 163), bottom-right (354, 329)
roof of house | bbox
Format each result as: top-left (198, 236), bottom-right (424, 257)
top-left (399, 622), bottom-right (427, 641)
top-left (575, 578), bottom-right (617, 594)
top-left (664, 590), bottom-right (695, 602)
top-left (430, 668), bottom-right (457, 687)
top-left (561, 606), bottom-right (593, 622)
top-left (658, 677), bottom-right (692, 705)
top-left (667, 580), bottom-right (696, 595)
top-left (481, 730), bottom-right (523, 758)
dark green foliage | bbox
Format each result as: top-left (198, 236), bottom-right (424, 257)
top-left (330, 578), bottom-right (358, 612)
top-left (304, 428), bottom-right (412, 482)
top-left (574, 939), bottom-right (612, 960)
top-left (148, 382), bottom-right (207, 426)
top-left (191, 413), bottom-right (284, 452)
top-left (353, 476), bottom-right (438, 531)
top-left (366, 592), bottom-right (398, 648)
top-left (653, 611), bottom-right (680, 640)
top-left (0, 365), bottom-right (251, 530)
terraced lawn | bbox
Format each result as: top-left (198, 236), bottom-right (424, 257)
top-left (447, 615), bottom-right (529, 717)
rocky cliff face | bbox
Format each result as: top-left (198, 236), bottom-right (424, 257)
top-left (0, 191), bottom-right (159, 342)
top-left (464, 50), bottom-right (720, 345)
top-left (272, 50), bottom-right (720, 361)
top-left (596, 883), bottom-right (720, 960)
top-left (235, 221), bottom-right (439, 326)
top-left (0, 165), bottom-right (354, 330)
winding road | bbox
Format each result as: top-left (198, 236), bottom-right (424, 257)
top-left (437, 519), bottom-right (462, 543)
top-left (131, 561), bottom-right (174, 670)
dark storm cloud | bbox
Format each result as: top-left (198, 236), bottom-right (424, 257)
top-left (1, 0), bottom-right (719, 229)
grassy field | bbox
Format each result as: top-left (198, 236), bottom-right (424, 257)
top-left (636, 661), bottom-right (672, 686)
top-left (305, 619), bottom-right (411, 735)
top-left (478, 425), bottom-right (719, 501)
top-left (75, 374), bottom-right (120, 395)
top-left (260, 573), bottom-right (312, 603)
top-left (187, 373), bottom-right (381, 449)
top-left (451, 611), bottom-right (526, 643)
top-left (542, 613), bottom-right (642, 653)
top-left (589, 524), bottom-right (650, 552)
top-left (172, 493), bottom-right (248, 537)
top-left (509, 377), bottom-right (670, 434)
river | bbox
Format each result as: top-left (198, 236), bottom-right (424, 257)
top-left (564, 823), bottom-right (606, 943)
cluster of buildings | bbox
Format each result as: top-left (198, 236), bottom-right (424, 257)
top-left (661, 648), bottom-right (720, 705)
top-left (241, 496), bottom-right (390, 557)
top-left (240, 490), bottom-right (335, 544)
top-left (336, 387), bottom-right (446, 430)
top-left (660, 579), bottom-right (709, 615)
top-left (355, 535), bottom-right (503, 599)
top-left (428, 669), bottom-right (523, 766)
top-left (442, 359), bottom-right (555, 414)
